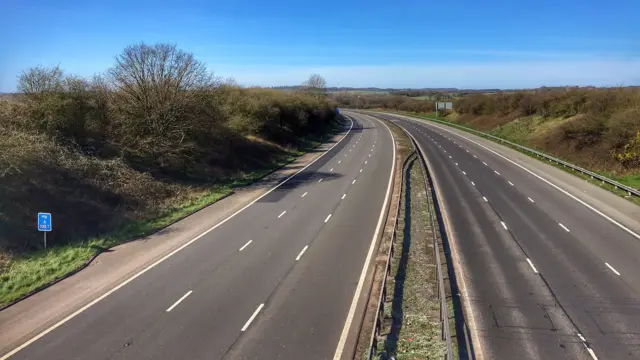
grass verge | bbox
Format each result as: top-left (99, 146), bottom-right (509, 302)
top-left (353, 115), bottom-right (414, 360)
top-left (0, 123), bottom-right (340, 308)
top-left (376, 156), bottom-right (446, 359)
top-left (375, 110), bottom-right (640, 206)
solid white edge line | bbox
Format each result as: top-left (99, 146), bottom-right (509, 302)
top-left (241, 303), bottom-right (265, 331)
top-left (295, 245), bottom-right (309, 261)
top-left (605, 262), bottom-right (621, 275)
top-left (333, 113), bottom-right (395, 360)
top-left (501, 221), bottom-right (508, 230)
top-left (526, 258), bottom-right (539, 274)
top-left (402, 114), bottom-right (640, 241)
top-left (278, 210), bottom-right (287, 218)
top-left (301, 192), bottom-right (308, 198)
top-left (239, 240), bottom-right (253, 251)
top-left (166, 290), bottom-right (193, 312)
top-left (559, 223), bottom-right (570, 232)
top-left (0, 116), bottom-right (356, 360)
top-left (324, 214), bottom-right (332, 223)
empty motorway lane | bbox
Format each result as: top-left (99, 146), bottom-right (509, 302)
top-left (372, 111), bottom-right (640, 360)
top-left (2, 112), bottom-right (395, 360)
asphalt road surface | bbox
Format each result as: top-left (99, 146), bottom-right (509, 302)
top-left (3, 112), bottom-right (395, 360)
top-left (372, 111), bottom-right (640, 360)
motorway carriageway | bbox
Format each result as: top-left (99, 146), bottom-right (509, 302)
top-left (370, 111), bottom-right (640, 360)
top-left (2, 112), bottom-right (395, 360)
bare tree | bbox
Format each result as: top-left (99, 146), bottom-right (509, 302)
top-left (107, 43), bottom-right (214, 116)
top-left (303, 74), bottom-right (327, 95)
top-left (18, 65), bottom-right (64, 94)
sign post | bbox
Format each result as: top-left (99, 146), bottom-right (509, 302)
top-left (37, 212), bottom-right (52, 250)
top-left (436, 102), bottom-right (453, 119)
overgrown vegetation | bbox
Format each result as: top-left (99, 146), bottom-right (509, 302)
top-left (332, 93), bottom-right (435, 113)
top-left (0, 42), bottom-right (337, 305)
top-left (450, 88), bottom-right (640, 178)
top-left (348, 87), bottom-right (640, 186)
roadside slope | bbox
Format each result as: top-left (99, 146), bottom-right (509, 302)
top-left (372, 111), bottom-right (640, 235)
top-left (0, 122), bottom-right (349, 357)
top-left (378, 110), bottom-right (640, 360)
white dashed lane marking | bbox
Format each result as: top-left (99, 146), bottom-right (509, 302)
top-left (241, 304), bottom-right (265, 331)
top-left (239, 240), bottom-right (253, 251)
top-left (605, 263), bottom-right (621, 276)
top-left (166, 291), bottom-right (193, 312)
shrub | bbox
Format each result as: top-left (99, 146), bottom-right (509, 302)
top-left (1, 43), bottom-right (338, 254)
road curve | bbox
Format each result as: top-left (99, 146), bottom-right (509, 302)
top-left (2, 112), bottom-right (395, 360)
top-left (372, 111), bottom-right (640, 360)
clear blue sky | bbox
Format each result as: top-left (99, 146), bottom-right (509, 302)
top-left (1, 0), bottom-right (639, 91)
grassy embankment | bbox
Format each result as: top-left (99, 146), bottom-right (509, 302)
top-left (374, 88), bottom-right (640, 199)
top-left (0, 43), bottom-right (338, 307)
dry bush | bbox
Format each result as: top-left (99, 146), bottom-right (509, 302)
top-left (459, 87), bottom-right (640, 173)
top-left (331, 93), bottom-right (434, 113)
top-left (1, 43), bottom-right (338, 254)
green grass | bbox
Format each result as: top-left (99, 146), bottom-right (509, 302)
top-left (0, 187), bottom-right (230, 307)
top-left (377, 158), bottom-right (446, 360)
top-left (0, 124), bottom-right (340, 308)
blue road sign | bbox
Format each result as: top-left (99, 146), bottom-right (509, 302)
top-left (38, 213), bottom-right (52, 232)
